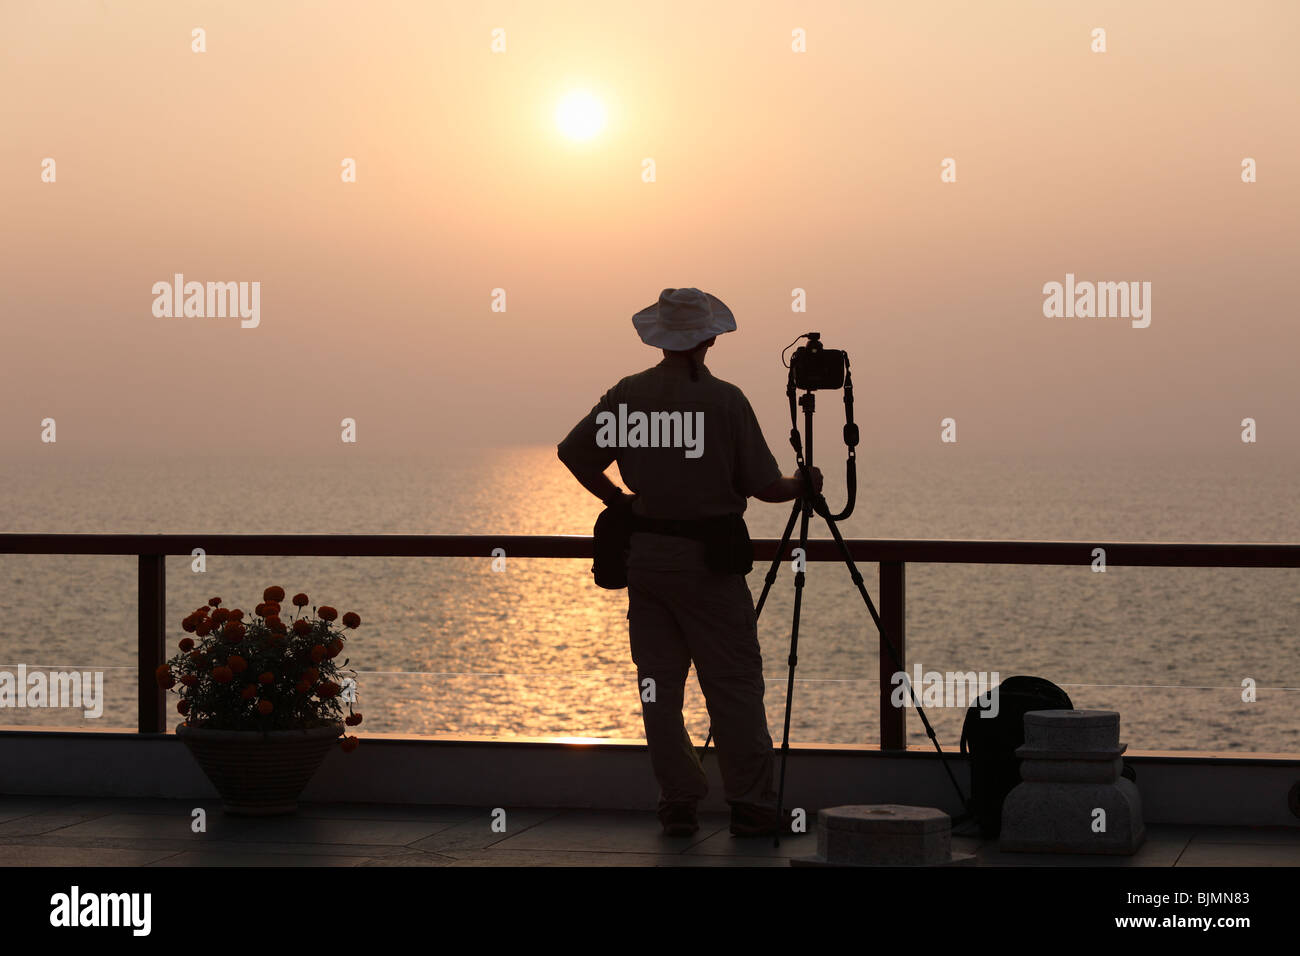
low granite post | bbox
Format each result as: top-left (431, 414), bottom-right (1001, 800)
top-left (791, 805), bottom-right (975, 867)
top-left (999, 709), bottom-right (1145, 854)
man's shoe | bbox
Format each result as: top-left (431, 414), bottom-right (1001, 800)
top-left (729, 803), bottom-right (800, 837)
top-left (659, 803), bottom-right (699, 837)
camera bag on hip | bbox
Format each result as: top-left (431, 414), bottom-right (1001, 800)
top-left (592, 495), bottom-right (636, 590)
top-left (702, 513), bottom-right (754, 576)
top-left (595, 506), bottom-right (755, 588)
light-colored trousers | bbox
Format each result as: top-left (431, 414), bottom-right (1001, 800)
top-left (626, 560), bottom-right (778, 813)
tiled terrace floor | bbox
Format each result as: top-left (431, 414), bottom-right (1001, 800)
top-left (1, 796), bottom-right (1297, 866)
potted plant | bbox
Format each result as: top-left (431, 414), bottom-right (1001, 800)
top-left (157, 585), bottom-right (365, 815)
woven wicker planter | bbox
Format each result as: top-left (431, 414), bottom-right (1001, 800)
top-left (177, 722), bottom-right (344, 815)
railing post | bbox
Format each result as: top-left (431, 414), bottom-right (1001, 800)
top-left (138, 554), bottom-right (167, 733)
top-left (879, 560), bottom-right (906, 750)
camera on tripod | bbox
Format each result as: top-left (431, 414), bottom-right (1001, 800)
top-left (789, 332), bottom-right (847, 391)
top-left (762, 331), bottom-right (969, 839)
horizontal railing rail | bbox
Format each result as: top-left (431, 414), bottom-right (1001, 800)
top-left (5, 533), bottom-right (1300, 565)
top-left (2, 534), bottom-right (1298, 745)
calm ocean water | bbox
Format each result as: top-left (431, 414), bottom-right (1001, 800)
top-left (1, 447), bottom-right (1297, 753)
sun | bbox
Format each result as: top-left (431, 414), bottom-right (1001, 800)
top-left (555, 90), bottom-right (606, 141)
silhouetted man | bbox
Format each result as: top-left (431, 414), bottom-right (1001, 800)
top-left (557, 287), bottom-right (822, 837)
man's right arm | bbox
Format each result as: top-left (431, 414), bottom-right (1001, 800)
top-left (732, 388), bottom-right (823, 503)
top-left (754, 468), bottom-right (823, 503)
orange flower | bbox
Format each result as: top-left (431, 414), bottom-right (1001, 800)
top-left (155, 665), bottom-right (175, 689)
top-left (178, 637), bottom-right (195, 652)
top-left (318, 606), bottom-right (338, 622)
top-left (326, 638), bottom-right (344, 659)
top-left (208, 597), bottom-right (222, 607)
top-left (258, 671), bottom-right (274, 685)
top-left (211, 608), bottom-right (231, 625)
top-left (257, 699), bottom-right (274, 715)
top-left (189, 650), bottom-right (208, 668)
top-left (240, 684), bottom-right (257, 700)
top-left (295, 679), bottom-right (312, 694)
top-left (309, 644), bottom-right (326, 663)
top-left (342, 612), bottom-right (360, 629)
top-left (317, 680), bottom-right (340, 699)
top-left (340, 736), bottom-right (359, 753)
top-left (223, 621), bottom-right (246, 643)
top-left (292, 592), bottom-right (309, 607)
top-left (263, 586), bottom-right (286, 603)
top-left (254, 602), bottom-right (267, 617)
top-left (292, 619), bottom-right (312, 636)
top-left (177, 699), bottom-right (190, 714)
top-left (303, 667), bottom-right (320, 684)
top-left (180, 674), bottom-right (198, 687)
top-left (194, 606), bottom-right (210, 617)
top-left (228, 655), bottom-right (247, 673)
top-left (268, 618), bottom-right (287, 635)
top-left (211, 665), bottom-right (233, 684)
top-left (181, 616), bottom-right (198, 633)
top-left (228, 608), bottom-right (245, 621)
top-left (262, 601), bottom-right (281, 617)
top-left (195, 620), bottom-right (212, 637)
top-left (345, 712), bottom-right (363, 726)
top-left (154, 664), bottom-right (171, 680)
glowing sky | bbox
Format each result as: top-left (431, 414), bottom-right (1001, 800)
top-left (2, 1), bottom-right (1297, 461)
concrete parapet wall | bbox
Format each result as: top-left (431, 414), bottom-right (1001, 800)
top-left (1, 729), bottom-right (1296, 827)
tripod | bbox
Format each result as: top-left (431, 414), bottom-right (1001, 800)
top-left (701, 341), bottom-right (969, 846)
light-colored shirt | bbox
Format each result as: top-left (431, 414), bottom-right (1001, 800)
top-left (558, 356), bottom-right (783, 524)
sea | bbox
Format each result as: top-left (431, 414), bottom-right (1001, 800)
top-left (1, 447), bottom-right (1297, 754)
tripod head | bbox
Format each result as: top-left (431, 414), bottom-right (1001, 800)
top-left (781, 332), bottom-right (859, 521)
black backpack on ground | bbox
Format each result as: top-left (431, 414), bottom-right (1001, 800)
top-left (959, 676), bottom-right (1073, 838)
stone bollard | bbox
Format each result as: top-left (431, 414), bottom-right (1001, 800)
top-left (999, 709), bottom-right (1145, 854)
top-left (791, 805), bottom-right (975, 867)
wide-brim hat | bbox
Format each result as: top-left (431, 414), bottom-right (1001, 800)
top-left (632, 287), bottom-right (736, 351)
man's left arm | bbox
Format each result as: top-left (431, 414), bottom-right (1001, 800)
top-left (557, 391), bottom-right (626, 505)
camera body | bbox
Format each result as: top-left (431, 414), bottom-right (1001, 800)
top-left (790, 333), bottom-right (846, 391)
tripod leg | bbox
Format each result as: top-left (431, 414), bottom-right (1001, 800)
top-left (810, 497), bottom-right (969, 809)
top-left (773, 499), bottom-right (812, 847)
top-left (755, 500), bottom-right (801, 619)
